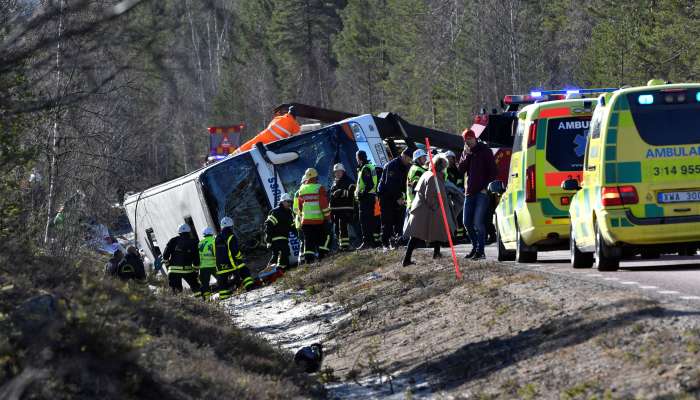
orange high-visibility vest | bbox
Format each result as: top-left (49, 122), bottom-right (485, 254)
top-left (234, 113), bottom-right (301, 154)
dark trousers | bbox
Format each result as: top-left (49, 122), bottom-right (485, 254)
top-left (215, 271), bottom-right (234, 299)
top-left (358, 194), bottom-right (377, 246)
top-left (402, 237), bottom-right (441, 264)
top-left (236, 266), bottom-right (255, 291)
top-left (168, 271), bottom-right (200, 293)
top-left (199, 268), bottom-right (215, 297)
top-left (379, 196), bottom-right (405, 246)
top-left (302, 224), bottom-right (325, 263)
top-left (269, 239), bottom-right (291, 269)
top-left (332, 210), bottom-right (352, 250)
top-left (463, 192), bottom-right (489, 253)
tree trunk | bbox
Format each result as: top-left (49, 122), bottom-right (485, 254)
top-left (44, 0), bottom-right (64, 245)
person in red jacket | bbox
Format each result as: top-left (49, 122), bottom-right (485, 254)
top-left (458, 129), bottom-right (497, 260)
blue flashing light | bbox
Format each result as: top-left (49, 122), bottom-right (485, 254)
top-left (638, 94), bottom-right (654, 105)
top-left (529, 88), bottom-right (617, 96)
top-left (696, 92), bottom-right (700, 102)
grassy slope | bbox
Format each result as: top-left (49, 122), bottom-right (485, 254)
top-left (0, 250), bottom-right (323, 400)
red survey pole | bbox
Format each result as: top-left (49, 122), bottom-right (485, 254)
top-left (425, 138), bottom-right (462, 280)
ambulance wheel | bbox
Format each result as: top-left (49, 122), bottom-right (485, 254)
top-left (496, 217), bottom-right (515, 262)
top-left (570, 227), bottom-right (593, 269)
top-left (515, 223), bottom-right (537, 263)
top-left (595, 223), bottom-right (620, 271)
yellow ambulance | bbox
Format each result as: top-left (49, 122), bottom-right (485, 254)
top-left (567, 81), bottom-right (700, 271)
top-left (491, 91), bottom-right (610, 262)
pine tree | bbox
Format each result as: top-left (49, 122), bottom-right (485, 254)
top-left (333, 0), bottom-right (387, 113)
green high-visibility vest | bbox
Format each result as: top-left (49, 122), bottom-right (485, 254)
top-left (406, 164), bottom-right (427, 207)
top-left (298, 183), bottom-right (325, 223)
top-left (198, 235), bottom-right (216, 269)
top-left (355, 163), bottom-right (378, 198)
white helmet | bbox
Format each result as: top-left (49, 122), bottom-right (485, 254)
top-left (203, 226), bottom-right (215, 236)
top-left (413, 149), bottom-right (427, 162)
top-left (279, 193), bottom-right (293, 203)
top-left (177, 223), bottom-right (191, 234)
top-left (444, 150), bottom-right (456, 158)
top-left (333, 163), bottom-right (346, 172)
top-left (220, 216), bottom-right (234, 228)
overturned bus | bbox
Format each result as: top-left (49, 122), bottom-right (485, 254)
top-left (124, 107), bottom-right (463, 264)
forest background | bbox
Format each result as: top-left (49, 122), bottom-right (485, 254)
top-left (1, 0), bottom-right (699, 253)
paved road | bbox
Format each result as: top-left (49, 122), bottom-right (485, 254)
top-left (450, 243), bottom-right (700, 306)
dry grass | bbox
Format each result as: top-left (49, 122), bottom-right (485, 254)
top-left (0, 248), bottom-right (323, 400)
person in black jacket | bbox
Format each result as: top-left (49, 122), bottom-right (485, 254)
top-left (115, 246), bottom-right (146, 281)
top-left (215, 216), bottom-right (254, 299)
top-left (162, 224), bottom-right (201, 293)
top-left (330, 163), bottom-right (355, 251)
top-left (354, 151), bottom-right (379, 249)
top-left (265, 193), bottom-right (296, 270)
top-left (377, 148), bottom-right (412, 248)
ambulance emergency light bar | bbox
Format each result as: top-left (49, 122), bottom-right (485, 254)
top-left (503, 88), bottom-right (618, 105)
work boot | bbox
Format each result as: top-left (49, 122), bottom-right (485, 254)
top-left (464, 248), bottom-right (477, 259)
top-left (471, 252), bottom-right (486, 260)
top-left (433, 250), bottom-right (442, 259)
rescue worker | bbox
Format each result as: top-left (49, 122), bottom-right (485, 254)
top-left (445, 150), bottom-right (467, 243)
top-left (197, 226), bottom-right (217, 299)
top-left (215, 217), bottom-right (254, 298)
top-left (265, 193), bottom-right (295, 270)
top-left (234, 106), bottom-right (301, 154)
top-left (115, 245), bottom-right (146, 281)
top-left (406, 149), bottom-right (428, 208)
top-left (377, 148), bottom-right (412, 249)
top-left (163, 223), bottom-right (201, 293)
top-left (329, 163), bottom-right (355, 251)
top-left (297, 168), bottom-right (332, 263)
top-left (354, 150), bottom-right (378, 249)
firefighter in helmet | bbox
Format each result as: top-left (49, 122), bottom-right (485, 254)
top-left (197, 226), bottom-right (217, 299)
top-left (296, 168), bottom-right (331, 263)
top-left (215, 217), bottom-right (254, 299)
top-left (265, 193), bottom-right (296, 270)
top-left (163, 223), bottom-right (201, 293)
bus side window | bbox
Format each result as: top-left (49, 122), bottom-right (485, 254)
top-left (145, 228), bottom-right (162, 257)
top-left (184, 216), bottom-right (199, 242)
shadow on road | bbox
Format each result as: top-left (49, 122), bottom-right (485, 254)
top-left (397, 299), bottom-right (700, 392)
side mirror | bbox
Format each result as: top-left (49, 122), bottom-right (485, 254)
top-left (561, 178), bottom-right (581, 191)
top-left (487, 180), bottom-right (506, 195)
